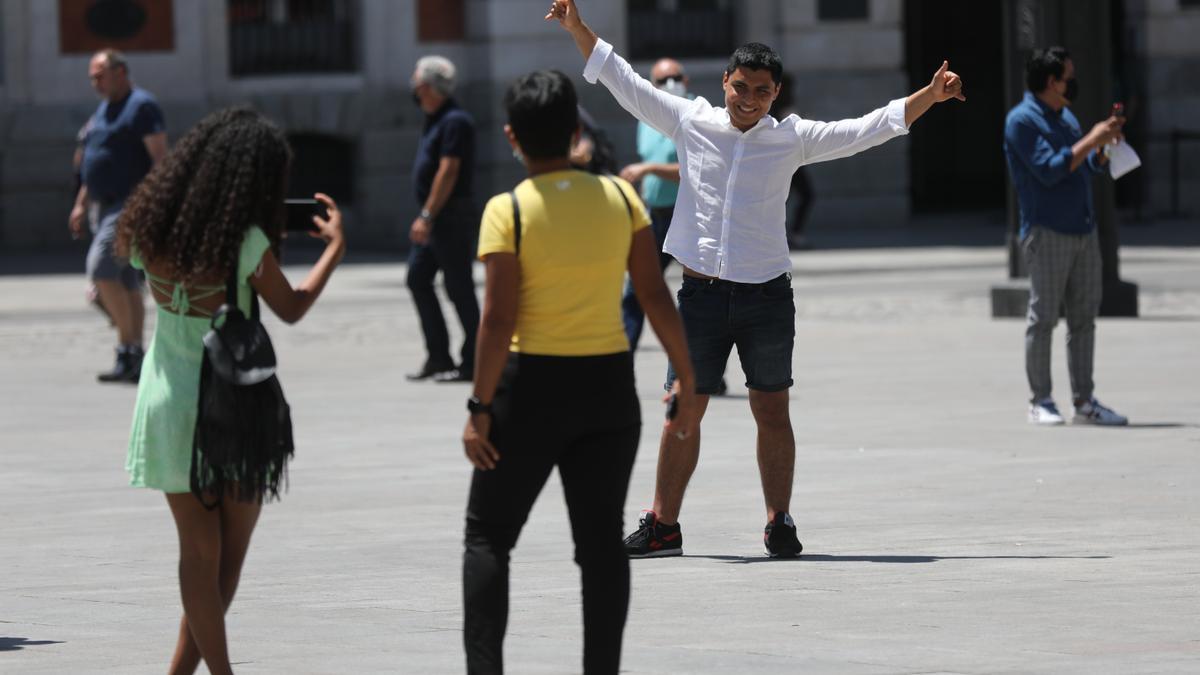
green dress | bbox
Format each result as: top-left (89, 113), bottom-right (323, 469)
top-left (126, 226), bottom-right (271, 493)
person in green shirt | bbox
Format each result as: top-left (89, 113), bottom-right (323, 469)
top-left (618, 57), bottom-right (687, 349)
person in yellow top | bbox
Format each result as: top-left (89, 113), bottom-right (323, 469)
top-left (460, 70), bottom-right (699, 674)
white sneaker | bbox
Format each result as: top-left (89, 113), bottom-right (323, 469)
top-left (1029, 399), bottom-right (1065, 425)
top-left (1073, 398), bottom-right (1128, 426)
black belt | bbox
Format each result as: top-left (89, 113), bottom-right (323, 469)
top-left (681, 272), bottom-right (790, 289)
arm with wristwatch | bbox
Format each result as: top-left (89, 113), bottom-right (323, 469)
top-left (461, 249), bottom-right (518, 471)
top-left (409, 155), bottom-right (462, 245)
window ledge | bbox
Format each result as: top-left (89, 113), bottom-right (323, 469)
top-left (225, 73), bottom-right (366, 94)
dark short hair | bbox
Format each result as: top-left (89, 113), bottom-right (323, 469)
top-left (504, 70), bottom-right (579, 160)
top-left (726, 42), bottom-right (783, 85)
top-left (1026, 46), bottom-right (1070, 93)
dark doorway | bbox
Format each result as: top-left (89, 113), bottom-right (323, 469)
top-left (904, 0), bottom-right (1006, 212)
top-left (287, 133), bottom-right (355, 205)
top-left (1108, 0), bottom-right (1143, 214)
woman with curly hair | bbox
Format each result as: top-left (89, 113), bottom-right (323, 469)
top-left (116, 107), bottom-right (345, 675)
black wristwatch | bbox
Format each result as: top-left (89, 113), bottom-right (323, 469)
top-left (467, 396), bottom-right (492, 416)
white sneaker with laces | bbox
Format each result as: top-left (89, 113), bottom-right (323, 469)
top-left (1073, 398), bottom-right (1128, 426)
top-left (1029, 400), bottom-right (1065, 425)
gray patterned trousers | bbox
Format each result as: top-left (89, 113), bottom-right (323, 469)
top-left (1022, 226), bottom-right (1103, 404)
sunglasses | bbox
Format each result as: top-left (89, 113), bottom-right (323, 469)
top-left (653, 74), bottom-right (684, 86)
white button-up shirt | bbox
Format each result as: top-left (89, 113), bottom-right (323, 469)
top-left (584, 38), bottom-right (911, 283)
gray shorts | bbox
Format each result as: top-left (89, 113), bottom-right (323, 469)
top-left (86, 202), bottom-right (142, 290)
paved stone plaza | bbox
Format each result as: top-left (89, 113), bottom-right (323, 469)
top-left (2, 236), bottom-right (1198, 673)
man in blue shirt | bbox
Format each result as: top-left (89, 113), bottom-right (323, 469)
top-left (69, 49), bottom-right (167, 383)
top-left (405, 55), bottom-right (480, 383)
top-left (1003, 46), bottom-right (1127, 426)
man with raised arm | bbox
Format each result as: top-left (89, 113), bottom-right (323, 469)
top-left (547, 0), bottom-right (965, 558)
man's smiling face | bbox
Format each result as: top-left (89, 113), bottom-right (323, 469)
top-left (722, 66), bottom-right (780, 131)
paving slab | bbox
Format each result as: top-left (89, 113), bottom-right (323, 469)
top-left (1, 243), bottom-right (1198, 674)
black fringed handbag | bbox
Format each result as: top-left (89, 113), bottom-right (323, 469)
top-left (191, 264), bottom-right (294, 508)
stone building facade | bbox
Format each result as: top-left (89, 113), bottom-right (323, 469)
top-left (1, 0), bottom-right (1197, 251)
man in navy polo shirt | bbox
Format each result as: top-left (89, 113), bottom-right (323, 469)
top-left (405, 55), bottom-right (480, 383)
top-left (1003, 47), bottom-right (1128, 426)
top-left (69, 49), bottom-right (167, 383)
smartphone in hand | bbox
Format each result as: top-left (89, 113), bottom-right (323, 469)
top-left (284, 198), bottom-right (327, 233)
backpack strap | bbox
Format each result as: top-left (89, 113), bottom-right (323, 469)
top-left (600, 175), bottom-right (634, 225)
top-left (224, 251), bottom-right (259, 321)
top-left (225, 266), bottom-right (238, 311)
top-left (509, 190), bottom-right (522, 256)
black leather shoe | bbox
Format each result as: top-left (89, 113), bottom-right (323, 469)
top-left (97, 347), bottom-right (142, 384)
top-left (406, 363), bottom-right (455, 382)
top-left (433, 368), bottom-right (473, 383)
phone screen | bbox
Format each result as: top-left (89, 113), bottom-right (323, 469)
top-left (284, 198), bottom-right (326, 233)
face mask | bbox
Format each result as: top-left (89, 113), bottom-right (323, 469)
top-left (661, 79), bottom-right (688, 98)
top-left (1063, 78), bottom-right (1078, 102)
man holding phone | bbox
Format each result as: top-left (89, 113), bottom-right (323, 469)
top-left (1003, 46), bottom-right (1129, 426)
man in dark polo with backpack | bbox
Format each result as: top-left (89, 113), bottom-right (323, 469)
top-left (405, 55), bottom-right (480, 384)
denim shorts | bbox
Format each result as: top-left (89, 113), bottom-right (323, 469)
top-left (86, 202), bottom-right (142, 290)
top-left (666, 273), bottom-right (795, 394)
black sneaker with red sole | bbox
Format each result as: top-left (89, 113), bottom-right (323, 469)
top-left (764, 512), bottom-right (803, 558)
top-left (623, 510), bottom-right (683, 558)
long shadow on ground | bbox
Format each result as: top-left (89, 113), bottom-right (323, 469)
top-left (0, 636), bottom-right (65, 651)
top-left (687, 554), bottom-right (1112, 564)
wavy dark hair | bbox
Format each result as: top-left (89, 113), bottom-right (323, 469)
top-left (116, 107), bottom-right (292, 285)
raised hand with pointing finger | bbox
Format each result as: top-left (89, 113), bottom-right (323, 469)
top-left (545, 0), bottom-right (580, 29)
top-left (931, 60), bottom-right (967, 103)
top-left (903, 59), bottom-right (967, 126)
top-left (546, 0), bottom-right (599, 59)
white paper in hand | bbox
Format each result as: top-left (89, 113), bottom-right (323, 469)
top-left (1107, 140), bottom-right (1141, 180)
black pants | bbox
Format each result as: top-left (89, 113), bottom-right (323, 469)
top-left (406, 198), bottom-right (480, 371)
top-left (463, 352), bottom-right (642, 675)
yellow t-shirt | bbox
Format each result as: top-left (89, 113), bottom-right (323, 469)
top-left (477, 170), bottom-right (651, 356)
